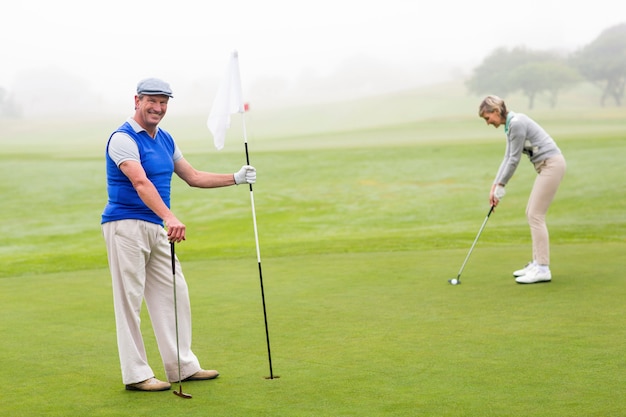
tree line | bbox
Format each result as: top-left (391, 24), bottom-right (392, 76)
top-left (2, 23), bottom-right (625, 118)
top-left (466, 22), bottom-right (626, 108)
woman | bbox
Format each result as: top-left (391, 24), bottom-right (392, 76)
top-left (479, 95), bottom-right (566, 284)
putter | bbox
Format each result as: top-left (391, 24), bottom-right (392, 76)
top-left (171, 241), bottom-right (192, 399)
top-left (448, 205), bottom-right (494, 285)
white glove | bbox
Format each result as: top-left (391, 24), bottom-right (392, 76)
top-left (234, 165), bottom-right (256, 185)
top-left (494, 185), bottom-right (506, 200)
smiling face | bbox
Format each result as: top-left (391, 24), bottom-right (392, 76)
top-left (481, 110), bottom-right (505, 128)
top-left (134, 94), bottom-right (169, 136)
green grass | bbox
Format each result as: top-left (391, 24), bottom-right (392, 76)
top-left (1, 83), bottom-right (625, 416)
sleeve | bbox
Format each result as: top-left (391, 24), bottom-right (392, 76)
top-left (493, 120), bottom-right (526, 185)
top-left (108, 132), bottom-right (140, 166)
top-left (173, 145), bottom-right (183, 162)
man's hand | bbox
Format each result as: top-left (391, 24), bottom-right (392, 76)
top-left (164, 215), bottom-right (186, 243)
top-left (234, 165), bottom-right (257, 185)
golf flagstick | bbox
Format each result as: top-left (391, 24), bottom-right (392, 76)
top-left (207, 51), bottom-right (277, 379)
top-left (241, 111), bottom-right (278, 380)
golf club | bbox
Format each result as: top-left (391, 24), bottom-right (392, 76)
top-left (171, 241), bottom-right (192, 399)
top-left (448, 205), bottom-right (494, 285)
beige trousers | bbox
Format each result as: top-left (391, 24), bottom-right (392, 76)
top-left (102, 220), bottom-right (201, 385)
top-left (526, 154), bottom-right (566, 266)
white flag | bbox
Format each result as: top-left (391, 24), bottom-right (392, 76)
top-left (207, 51), bottom-right (244, 150)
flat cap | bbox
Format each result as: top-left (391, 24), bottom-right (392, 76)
top-left (136, 78), bottom-right (173, 98)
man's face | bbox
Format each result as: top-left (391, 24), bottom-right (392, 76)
top-left (135, 94), bottom-right (169, 128)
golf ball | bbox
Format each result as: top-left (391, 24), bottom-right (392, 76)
top-left (449, 279), bottom-right (459, 285)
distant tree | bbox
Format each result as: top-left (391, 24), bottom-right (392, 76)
top-left (465, 47), bottom-right (536, 98)
top-left (509, 61), bottom-right (581, 109)
top-left (571, 22), bottom-right (626, 106)
top-left (466, 46), bottom-right (581, 108)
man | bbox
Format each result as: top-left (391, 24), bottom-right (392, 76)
top-left (101, 77), bottom-right (256, 391)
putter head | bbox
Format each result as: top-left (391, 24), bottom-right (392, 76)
top-left (174, 386), bottom-right (192, 399)
top-left (448, 278), bottom-right (460, 286)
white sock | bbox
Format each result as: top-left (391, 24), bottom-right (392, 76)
top-left (537, 264), bottom-right (549, 273)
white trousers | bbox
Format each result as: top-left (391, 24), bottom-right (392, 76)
top-left (102, 220), bottom-right (201, 385)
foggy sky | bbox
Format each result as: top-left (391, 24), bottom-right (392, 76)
top-left (2, 0), bottom-right (625, 116)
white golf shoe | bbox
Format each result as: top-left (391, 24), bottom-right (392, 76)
top-left (513, 261), bottom-right (535, 277)
top-left (515, 265), bottom-right (551, 284)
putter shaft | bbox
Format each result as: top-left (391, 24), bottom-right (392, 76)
top-left (171, 242), bottom-right (192, 399)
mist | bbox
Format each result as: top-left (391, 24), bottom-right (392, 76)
top-left (1, 0), bottom-right (625, 118)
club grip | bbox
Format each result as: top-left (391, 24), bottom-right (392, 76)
top-left (170, 242), bottom-right (176, 275)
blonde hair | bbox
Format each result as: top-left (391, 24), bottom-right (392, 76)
top-left (478, 95), bottom-right (508, 118)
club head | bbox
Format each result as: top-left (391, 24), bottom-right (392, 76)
top-left (174, 386), bottom-right (192, 399)
top-left (448, 278), bottom-right (461, 286)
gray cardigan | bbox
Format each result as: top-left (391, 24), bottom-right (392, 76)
top-left (494, 112), bottom-right (562, 185)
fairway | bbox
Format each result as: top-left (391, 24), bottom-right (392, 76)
top-left (1, 85), bottom-right (625, 416)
